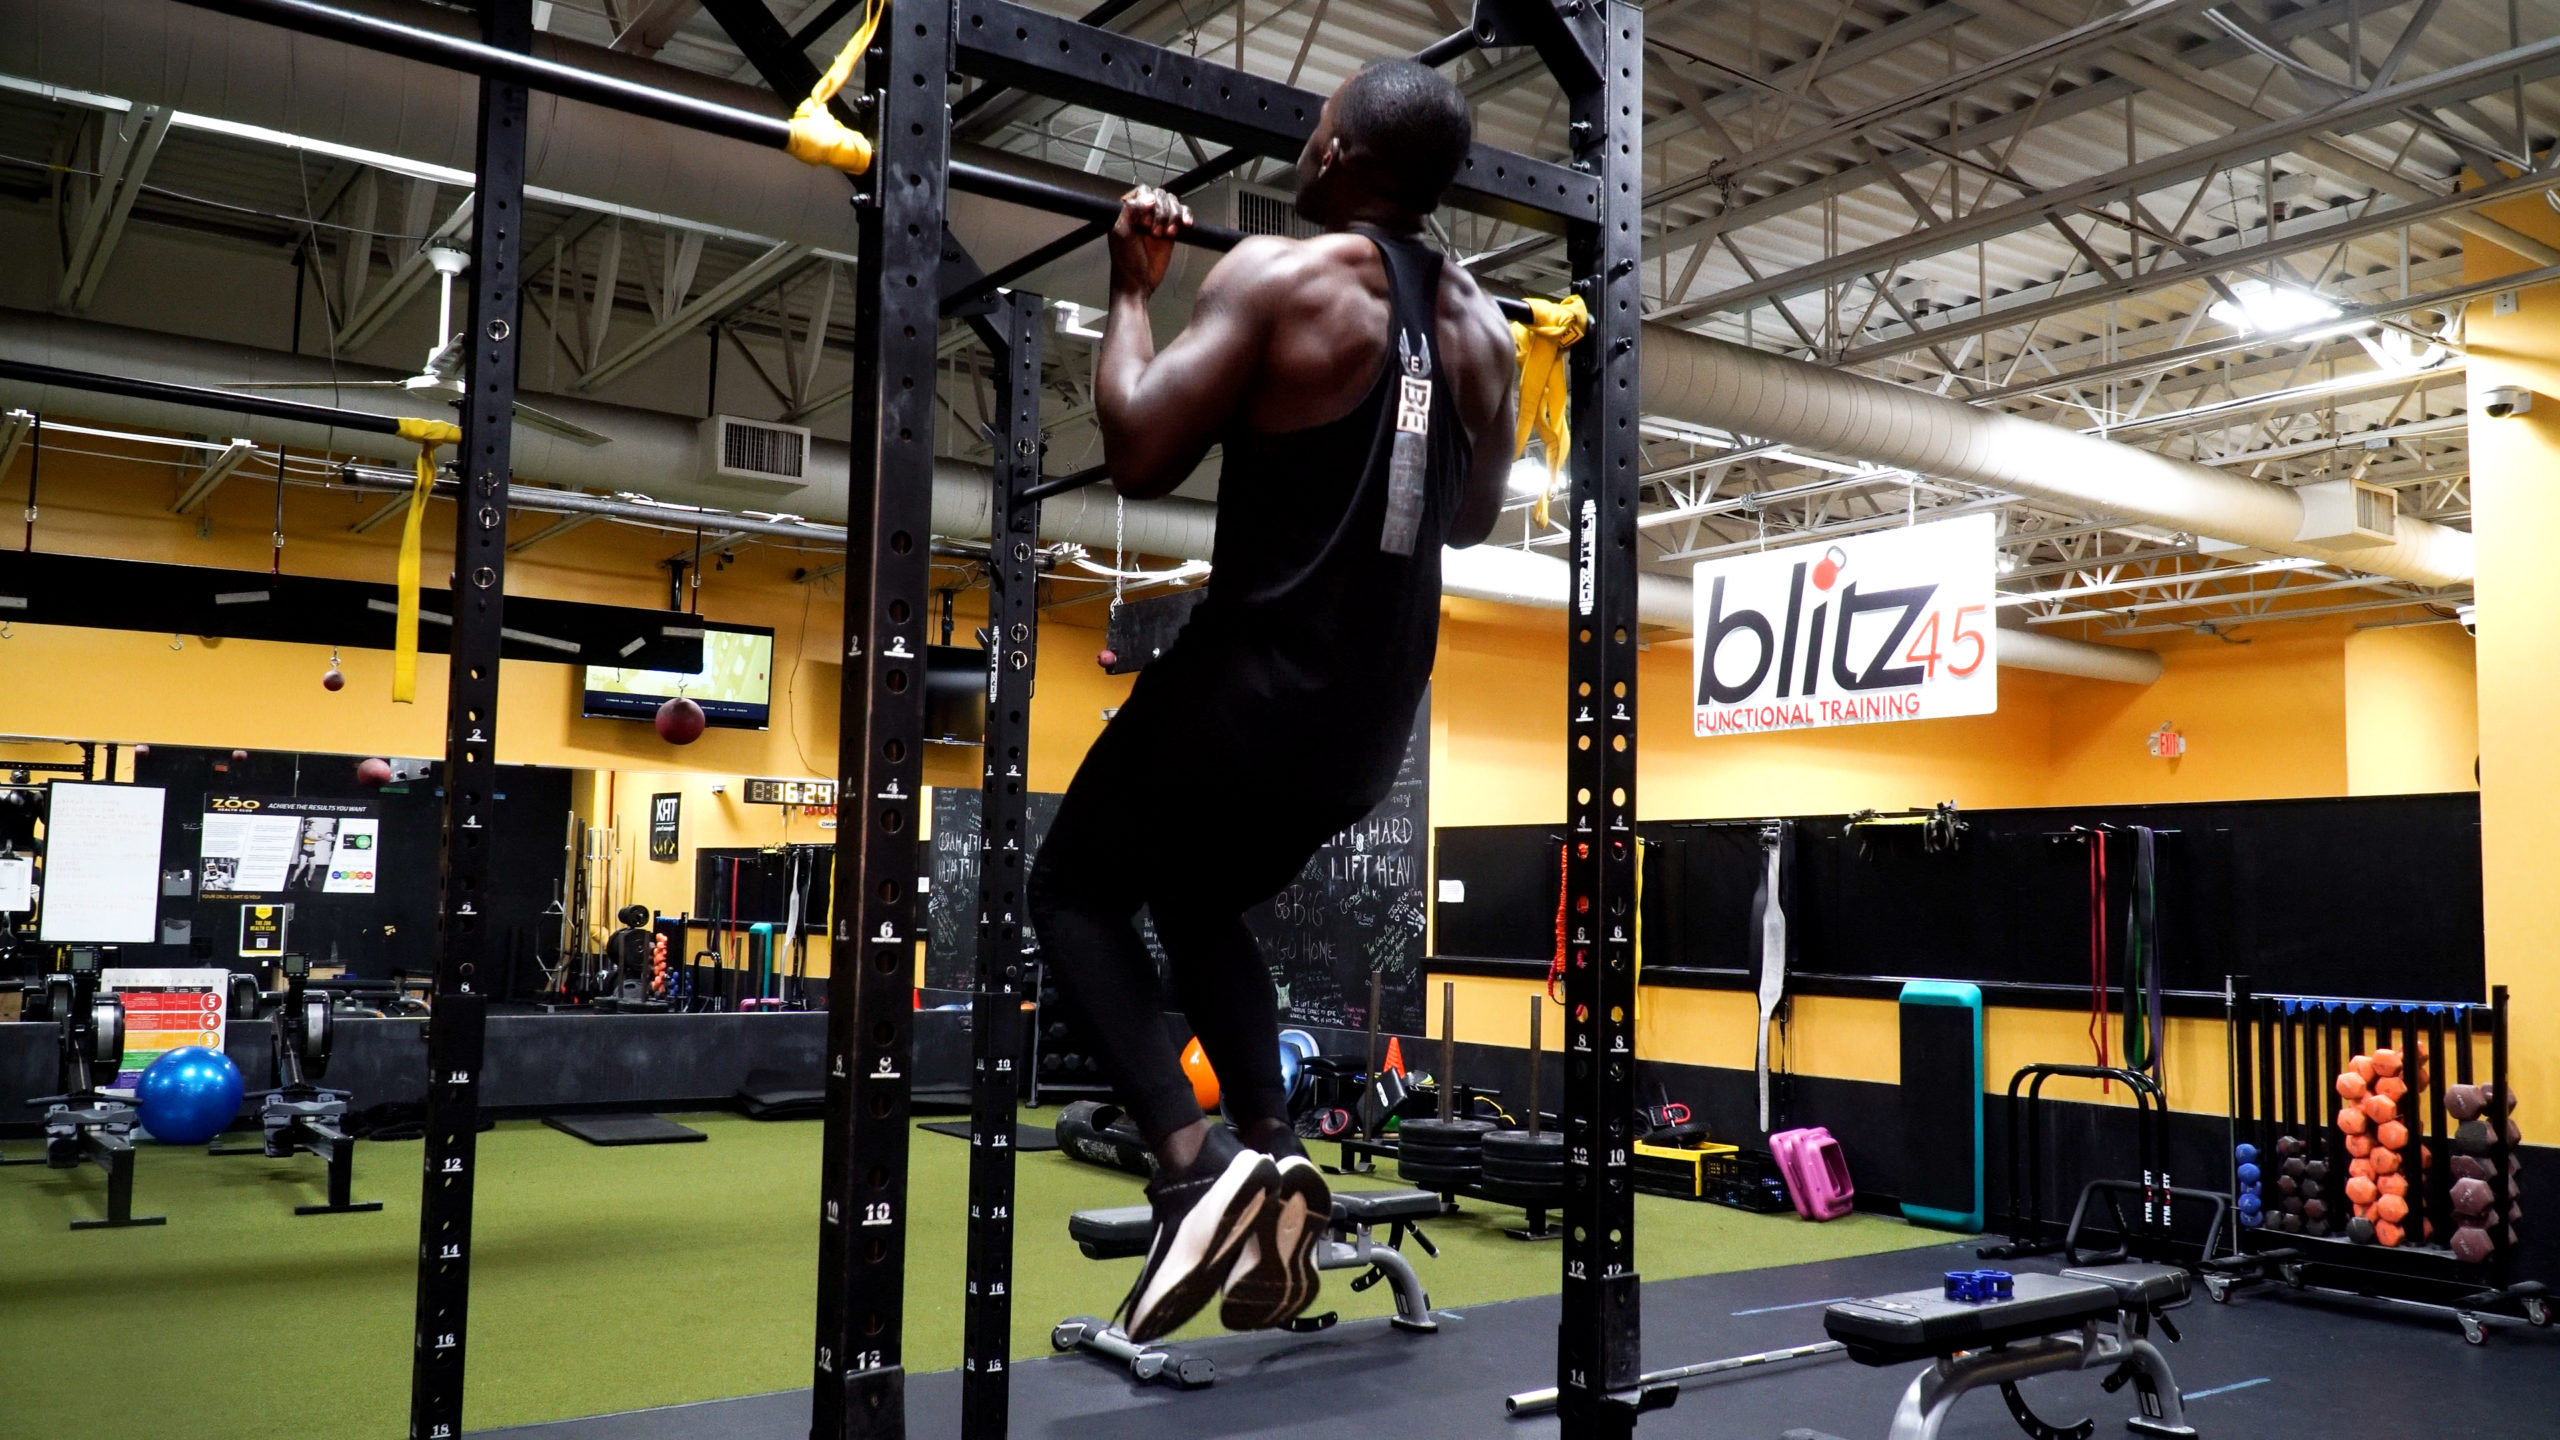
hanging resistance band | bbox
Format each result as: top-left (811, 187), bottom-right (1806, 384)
top-left (781, 845), bottom-right (807, 1002)
top-left (1630, 836), bottom-right (1645, 1021)
top-left (389, 417), bottom-right (461, 703)
top-left (2120, 826), bottom-right (2163, 1082)
top-left (1546, 839), bottom-right (1570, 1003)
top-left (1750, 822), bottom-right (1792, 1133)
top-left (783, 0), bottom-right (885, 174)
top-left (1508, 295), bottom-right (1588, 532)
top-left (2086, 829), bottom-right (2110, 1084)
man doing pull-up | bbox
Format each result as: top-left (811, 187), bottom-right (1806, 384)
top-left (1027, 59), bottom-right (1518, 1342)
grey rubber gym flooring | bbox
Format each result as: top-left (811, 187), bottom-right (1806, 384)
top-left (475, 1239), bottom-right (2560, 1438)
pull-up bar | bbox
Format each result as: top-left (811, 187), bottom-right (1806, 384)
top-left (0, 357), bottom-right (407, 437)
top-left (951, 162), bottom-right (1543, 323)
top-left (177, 0), bottom-right (800, 151)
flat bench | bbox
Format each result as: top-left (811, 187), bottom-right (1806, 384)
top-left (1787, 1264), bottom-right (2195, 1440)
top-left (1053, 1187), bottom-right (1443, 1390)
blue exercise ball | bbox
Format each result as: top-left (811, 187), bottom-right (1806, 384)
top-left (136, 1046), bottom-right (243, 1145)
top-left (2234, 1142), bottom-right (2259, 1163)
top-left (2238, 1162), bottom-right (2261, 1183)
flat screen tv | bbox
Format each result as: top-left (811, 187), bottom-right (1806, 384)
top-left (583, 623), bottom-right (776, 729)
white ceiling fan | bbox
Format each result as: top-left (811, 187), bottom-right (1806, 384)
top-left (224, 247), bottom-right (609, 447)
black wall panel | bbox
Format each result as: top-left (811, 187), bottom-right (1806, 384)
top-left (1434, 794), bottom-right (2484, 1004)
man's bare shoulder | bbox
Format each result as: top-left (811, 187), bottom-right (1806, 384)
top-left (1200, 233), bottom-right (1371, 302)
top-left (1434, 262), bottom-right (1513, 354)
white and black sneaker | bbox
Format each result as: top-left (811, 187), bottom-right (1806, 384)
top-left (1120, 1126), bottom-right (1276, 1343)
top-left (1220, 1136), bottom-right (1331, 1331)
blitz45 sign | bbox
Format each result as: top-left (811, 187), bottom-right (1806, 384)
top-left (1692, 514), bottom-right (1997, 736)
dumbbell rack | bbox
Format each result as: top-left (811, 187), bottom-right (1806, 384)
top-left (2213, 978), bottom-right (2548, 1342)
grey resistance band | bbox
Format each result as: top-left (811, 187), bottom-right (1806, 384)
top-left (1751, 822), bottom-right (1791, 1133)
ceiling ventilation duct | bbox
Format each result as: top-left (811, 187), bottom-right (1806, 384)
top-left (698, 414), bottom-right (810, 495)
top-left (0, 312), bottom-right (2158, 683)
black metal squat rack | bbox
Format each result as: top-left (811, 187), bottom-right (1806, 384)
top-left (153, 1), bottom-right (1651, 1435)
top-left (2214, 977), bottom-right (2548, 1343)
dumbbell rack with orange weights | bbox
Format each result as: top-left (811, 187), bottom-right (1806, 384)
top-left (2211, 979), bottom-right (2549, 1342)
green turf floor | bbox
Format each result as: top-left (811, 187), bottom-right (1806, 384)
top-left (0, 1114), bottom-right (1947, 1437)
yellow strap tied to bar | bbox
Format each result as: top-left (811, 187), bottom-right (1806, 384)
top-left (1509, 294), bottom-right (1588, 531)
top-left (786, 0), bottom-right (885, 174)
top-left (391, 417), bottom-right (461, 705)
top-left (1632, 835), bottom-right (1646, 1023)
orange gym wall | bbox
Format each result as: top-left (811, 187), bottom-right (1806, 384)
top-left (1425, 597), bottom-right (2475, 1120)
top-left (2459, 178), bottom-right (2560, 1113)
top-left (0, 439), bottom-right (1135, 983)
top-left (1, 410), bottom-right (2497, 1117)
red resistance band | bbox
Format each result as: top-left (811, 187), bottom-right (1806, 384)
top-left (2087, 831), bottom-right (2110, 1086)
top-left (1547, 841), bottom-right (1569, 1002)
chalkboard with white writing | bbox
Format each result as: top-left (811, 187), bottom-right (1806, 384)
top-left (925, 695), bottom-right (1432, 1034)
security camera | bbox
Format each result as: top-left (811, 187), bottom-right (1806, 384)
top-left (2482, 386), bottom-right (2535, 419)
top-left (2457, 603), bottom-right (2478, 637)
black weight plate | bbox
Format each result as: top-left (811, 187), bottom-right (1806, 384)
top-left (1483, 1129), bottom-right (1565, 1161)
top-left (1474, 1178), bottom-right (1565, 1208)
top-left (1396, 1161), bottom-right (1482, 1188)
top-left (1393, 1150), bottom-right (1482, 1172)
top-left (1644, 1121), bottom-right (1712, 1147)
top-left (1483, 1159), bottom-right (1566, 1182)
top-left (1397, 1118), bottom-right (1496, 1146)
top-left (1396, 1140), bottom-right (1486, 1164)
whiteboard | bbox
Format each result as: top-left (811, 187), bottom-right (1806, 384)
top-left (37, 782), bottom-right (166, 944)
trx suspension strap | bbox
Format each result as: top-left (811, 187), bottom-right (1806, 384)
top-left (1508, 295), bottom-right (1588, 532)
top-left (2120, 826), bottom-right (2163, 1081)
top-left (2086, 828), bottom-right (2110, 1085)
top-left (1750, 821), bottom-right (1792, 1133)
top-left (389, 418), bottom-right (462, 703)
top-left (783, 0), bottom-right (886, 174)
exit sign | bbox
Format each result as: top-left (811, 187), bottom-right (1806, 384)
top-left (742, 777), bottom-right (836, 807)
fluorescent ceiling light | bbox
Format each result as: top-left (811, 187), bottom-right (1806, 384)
top-left (2209, 280), bottom-right (2341, 334)
top-left (1052, 302), bottom-right (1106, 341)
top-left (21, 420), bottom-right (238, 450)
top-left (1507, 455), bottom-right (1555, 497)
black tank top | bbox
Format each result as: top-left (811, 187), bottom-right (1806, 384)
top-left (1122, 226), bottom-right (1475, 806)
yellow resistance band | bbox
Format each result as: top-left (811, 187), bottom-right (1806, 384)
top-left (1632, 835), bottom-right (1646, 1023)
top-left (786, 0), bottom-right (885, 174)
top-left (391, 417), bottom-right (461, 704)
top-left (1510, 294), bottom-right (1589, 531)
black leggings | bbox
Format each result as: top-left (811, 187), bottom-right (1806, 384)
top-left (1027, 707), bottom-right (1364, 1147)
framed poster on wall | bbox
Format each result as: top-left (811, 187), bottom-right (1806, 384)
top-left (199, 795), bottom-right (381, 899)
top-left (649, 793), bottom-right (681, 861)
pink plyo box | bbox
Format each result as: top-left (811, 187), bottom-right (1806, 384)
top-left (1769, 1126), bottom-right (1856, 1221)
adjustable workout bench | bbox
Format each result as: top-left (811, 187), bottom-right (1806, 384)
top-left (1786, 1264), bottom-right (2196, 1440)
top-left (1052, 1187), bottom-right (1442, 1389)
